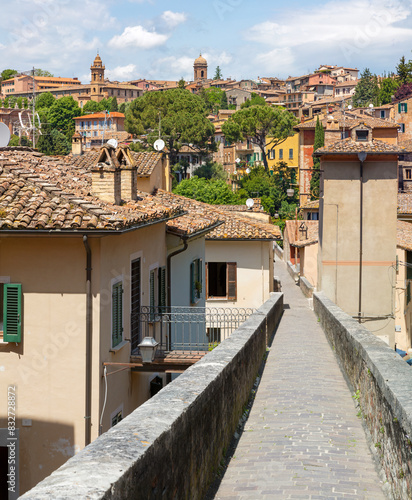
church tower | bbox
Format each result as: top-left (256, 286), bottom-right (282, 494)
top-left (194, 54), bottom-right (208, 81)
top-left (90, 53), bottom-right (105, 101)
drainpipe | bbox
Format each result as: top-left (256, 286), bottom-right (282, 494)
top-left (357, 153), bottom-right (367, 323)
top-left (166, 237), bottom-right (188, 351)
top-left (83, 235), bottom-right (93, 446)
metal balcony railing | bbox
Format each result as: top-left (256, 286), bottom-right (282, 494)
top-left (131, 306), bottom-right (255, 354)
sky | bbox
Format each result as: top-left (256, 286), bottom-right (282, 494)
top-left (1, 0), bottom-right (412, 83)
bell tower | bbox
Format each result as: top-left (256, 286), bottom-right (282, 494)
top-left (90, 53), bottom-right (105, 101)
top-left (194, 54), bottom-right (208, 81)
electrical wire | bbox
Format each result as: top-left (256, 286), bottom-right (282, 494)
top-left (99, 366), bottom-right (108, 436)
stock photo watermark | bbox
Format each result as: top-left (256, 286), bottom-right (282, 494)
top-left (7, 385), bottom-right (18, 496)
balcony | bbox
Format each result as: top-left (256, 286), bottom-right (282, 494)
top-left (129, 306), bottom-right (255, 371)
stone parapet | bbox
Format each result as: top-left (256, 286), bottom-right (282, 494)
top-left (21, 293), bottom-right (284, 500)
top-left (314, 291), bottom-right (412, 500)
top-left (299, 276), bottom-right (315, 298)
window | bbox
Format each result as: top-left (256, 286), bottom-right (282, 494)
top-left (190, 258), bottom-right (202, 304)
top-left (356, 130), bottom-right (369, 142)
top-left (380, 110), bottom-right (386, 119)
top-left (400, 123), bottom-right (406, 133)
top-left (1, 281), bottom-right (22, 343)
top-left (112, 281), bottom-right (123, 348)
top-left (149, 267), bottom-right (166, 316)
top-left (206, 262), bottom-right (237, 300)
top-left (279, 149), bottom-right (283, 160)
top-left (130, 258), bottom-right (141, 352)
top-left (399, 103), bottom-right (408, 113)
top-left (405, 169), bottom-right (412, 180)
top-left (270, 149), bottom-right (275, 160)
top-left (289, 149), bottom-right (294, 160)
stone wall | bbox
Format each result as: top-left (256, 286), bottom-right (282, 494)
top-left (21, 293), bottom-right (283, 500)
top-left (314, 291), bottom-right (412, 500)
top-left (299, 276), bottom-right (315, 298)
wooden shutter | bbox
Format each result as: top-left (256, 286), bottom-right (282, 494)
top-left (158, 267), bottom-right (166, 309)
top-left (405, 103), bottom-right (408, 113)
top-left (3, 284), bottom-right (22, 343)
top-left (112, 282), bottom-right (123, 347)
top-left (198, 259), bottom-right (203, 298)
top-left (227, 262), bottom-right (237, 301)
top-left (150, 270), bottom-right (155, 309)
top-left (205, 262), bottom-right (209, 299)
top-left (399, 103), bottom-right (402, 113)
top-left (190, 261), bottom-right (195, 304)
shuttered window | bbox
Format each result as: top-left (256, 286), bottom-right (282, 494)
top-left (3, 284), bottom-right (22, 343)
top-left (190, 259), bottom-right (202, 304)
top-left (206, 262), bottom-right (237, 301)
top-left (158, 266), bottom-right (166, 311)
top-left (112, 282), bottom-right (123, 347)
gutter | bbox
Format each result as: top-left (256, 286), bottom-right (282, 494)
top-left (83, 235), bottom-right (93, 446)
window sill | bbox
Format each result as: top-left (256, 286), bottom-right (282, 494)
top-left (110, 340), bottom-right (129, 353)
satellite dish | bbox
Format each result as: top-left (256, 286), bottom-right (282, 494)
top-left (369, 103), bottom-right (374, 108)
top-left (348, 104), bottom-right (352, 110)
top-left (107, 139), bottom-right (118, 148)
top-left (246, 167), bottom-right (251, 174)
top-left (235, 157), bottom-right (241, 164)
top-left (246, 198), bottom-right (254, 209)
top-left (153, 139), bottom-right (165, 151)
top-left (0, 122), bottom-right (11, 147)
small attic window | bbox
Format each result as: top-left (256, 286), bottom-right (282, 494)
top-left (356, 130), bottom-right (369, 142)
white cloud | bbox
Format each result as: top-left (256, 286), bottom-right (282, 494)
top-left (152, 55), bottom-right (194, 79)
top-left (106, 64), bottom-right (139, 81)
top-left (109, 26), bottom-right (168, 49)
top-left (246, 0), bottom-right (412, 70)
top-left (160, 11), bottom-right (187, 30)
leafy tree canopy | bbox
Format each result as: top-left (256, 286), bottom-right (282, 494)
top-left (241, 92), bottom-right (267, 108)
top-left (201, 87), bottom-right (228, 114)
top-left (310, 116), bottom-right (324, 200)
top-left (193, 161), bottom-right (227, 180)
top-left (352, 68), bottom-right (380, 107)
top-left (1, 69), bottom-right (18, 82)
top-left (396, 56), bottom-right (412, 85)
top-left (379, 77), bottom-right (399, 105)
top-left (48, 96), bottom-right (81, 140)
top-left (125, 88), bottom-right (216, 165)
top-left (394, 82), bottom-right (412, 101)
top-left (178, 77), bottom-right (186, 89)
top-left (172, 176), bottom-right (240, 205)
top-left (34, 69), bottom-right (54, 77)
top-left (221, 105), bottom-right (297, 171)
top-left (35, 92), bottom-right (56, 109)
top-left (82, 100), bottom-right (102, 114)
top-left (214, 66), bottom-right (223, 80)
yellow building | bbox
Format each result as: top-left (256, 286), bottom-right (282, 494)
top-left (266, 133), bottom-right (299, 170)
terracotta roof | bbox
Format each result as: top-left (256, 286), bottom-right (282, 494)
top-left (295, 111), bottom-right (399, 130)
top-left (0, 148), bottom-right (182, 232)
top-left (397, 220), bottom-right (412, 251)
top-left (148, 191), bottom-right (281, 240)
top-left (70, 149), bottom-right (162, 177)
top-left (398, 193), bottom-right (412, 215)
top-left (74, 112), bottom-right (124, 120)
top-left (285, 220), bottom-right (319, 247)
top-left (314, 138), bottom-right (407, 155)
top-left (301, 199), bottom-right (319, 210)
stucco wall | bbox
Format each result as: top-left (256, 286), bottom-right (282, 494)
top-left (395, 247), bottom-right (412, 351)
top-left (20, 293), bottom-right (284, 500)
top-left (314, 291), bottom-right (412, 500)
top-left (301, 242), bottom-right (318, 287)
top-left (318, 158), bottom-right (397, 345)
top-left (205, 240), bottom-right (273, 309)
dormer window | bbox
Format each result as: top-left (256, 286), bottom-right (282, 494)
top-left (356, 130), bottom-right (369, 142)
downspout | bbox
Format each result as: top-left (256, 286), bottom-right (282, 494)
top-left (166, 237), bottom-right (189, 350)
top-left (83, 235), bottom-right (92, 446)
top-left (357, 153), bottom-right (367, 323)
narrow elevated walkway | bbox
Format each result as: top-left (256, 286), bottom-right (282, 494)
top-left (214, 261), bottom-right (387, 499)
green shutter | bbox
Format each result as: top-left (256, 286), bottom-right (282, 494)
top-left (3, 284), bottom-right (22, 343)
top-left (405, 103), bottom-right (408, 113)
top-left (112, 282), bottom-right (123, 347)
top-left (158, 267), bottom-right (166, 310)
top-left (190, 261), bottom-right (195, 304)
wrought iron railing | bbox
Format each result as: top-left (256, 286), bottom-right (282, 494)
top-left (131, 306), bottom-right (255, 354)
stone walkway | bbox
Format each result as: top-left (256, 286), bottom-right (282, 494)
top-left (213, 260), bottom-right (388, 499)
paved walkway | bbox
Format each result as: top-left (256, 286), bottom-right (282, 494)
top-left (213, 260), bottom-right (387, 499)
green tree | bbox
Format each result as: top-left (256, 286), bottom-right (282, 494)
top-left (34, 69), bottom-right (54, 77)
top-left (125, 88), bottom-right (216, 165)
top-left (214, 66), bottom-right (223, 80)
top-left (16, 97), bottom-right (23, 109)
top-left (220, 91), bottom-right (228, 110)
top-left (379, 77), bottom-right (399, 105)
top-left (119, 102), bottom-right (126, 114)
top-left (201, 87), bottom-right (227, 114)
top-left (172, 176), bottom-right (240, 205)
top-left (82, 100), bottom-right (103, 114)
top-left (193, 161), bottom-right (227, 180)
top-left (178, 77), bottom-right (186, 89)
top-left (36, 124), bottom-right (70, 155)
top-left (48, 96), bottom-right (81, 140)
top-left (35, 92), bottom-right (56, 109)
top-left (310, 116), bottom-right (324, 200)
top-left (3, 97), bottom-right (9, 108)
top-left (222, 105), bottom-right (297, 171)
top-left (110, 97), bottom-right (118, 112)
top-left (22, 97), bottom-right (28, 109)
top-left (1, 69), bottom-right (18, 82)
top-left (396, 56), bottom-right (412, 85)
top-left (241, 92), bottom-right (267, 108)
top-left (352, 68), bottom-right (380, 107)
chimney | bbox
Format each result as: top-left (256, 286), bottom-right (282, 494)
top-left (324, 116), bottom-right (341, 146)
top-left (91, 146), bottom-right (122, 205)
top-left (117, 146), bottom-right (137, 201)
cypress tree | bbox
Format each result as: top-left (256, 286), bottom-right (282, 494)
top-left (310, 116), bottom-right (324, 199)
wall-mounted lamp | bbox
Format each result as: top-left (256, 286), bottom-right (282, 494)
top-left (138, 337), bottom-right (159, 363)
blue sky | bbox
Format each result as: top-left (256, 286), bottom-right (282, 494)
top-left (1, 0), bottom-right (412, 83)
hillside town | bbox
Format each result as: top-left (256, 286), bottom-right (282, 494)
top-left (2, 46), bottom-right (412, 499)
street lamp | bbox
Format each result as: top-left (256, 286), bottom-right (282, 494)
top-left (138, 337), bottom-right (159, 363)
